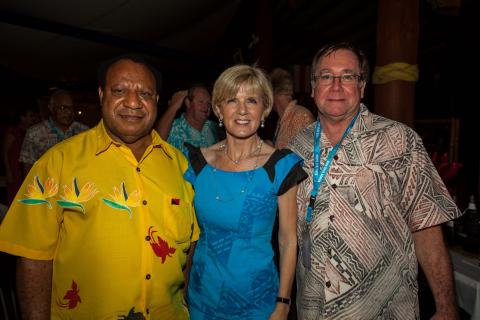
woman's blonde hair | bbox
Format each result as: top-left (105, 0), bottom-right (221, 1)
top-left (212, 65), bottom-right (273, 119)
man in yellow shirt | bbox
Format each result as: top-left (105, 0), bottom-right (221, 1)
top-left (0, 55), bottom-right (198, 319)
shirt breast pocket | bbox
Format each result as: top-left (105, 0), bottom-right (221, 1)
top-left (162, 194), bottom-right (194, 243)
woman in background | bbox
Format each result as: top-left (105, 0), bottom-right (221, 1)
top-left (185, 65), bottom-right (306, 319)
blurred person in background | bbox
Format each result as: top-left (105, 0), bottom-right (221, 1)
top-left (2, 104), bottom-right (39, 204)
top-left (156, 84), bottom-right (218, 155)
top-left (270, 68), bottom-right (315, 149)
top-left (19, 89), bottom-right (88, 176)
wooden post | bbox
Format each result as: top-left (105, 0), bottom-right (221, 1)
top-left (374, 0), bottom-right (419, 127)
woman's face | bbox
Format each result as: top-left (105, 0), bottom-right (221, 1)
top-left (218, 84), bottom-right (265, 140)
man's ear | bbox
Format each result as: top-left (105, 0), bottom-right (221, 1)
top-left (359, 81), bottom-right (366, 99)
top-left (98, 87), bottom-right (104, 104)
top-left (185, 98), bottom-right (191, 110)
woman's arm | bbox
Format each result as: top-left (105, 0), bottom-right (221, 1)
top-left (270, 185), bottom-right (298, 320)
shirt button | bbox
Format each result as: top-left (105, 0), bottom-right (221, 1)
top-left (146, 308), bottom-right (150, 314)
top-left (145, 235), bottom-right (151, 241)
top-left (332, 184), bottom-right (337, 189)
top-left (326, 281), bottom-right (331, 288)
top-left (136, 167), bottom-right (141, 172)
top-left (142, 200), bottom-right (147, 205)
top-left (329, 215), bottom-right (334, 222)
top-left (333, 155), bottom-right (338, 161)
top-left (146, 274), bottom-right (151, 280)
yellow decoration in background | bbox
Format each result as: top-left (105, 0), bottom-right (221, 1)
top-left (372, 62), bottom-right (419, 84)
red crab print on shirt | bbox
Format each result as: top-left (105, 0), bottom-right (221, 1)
top-left (148, 226), bottom-right (176, 263)
top-left (57, 280), bottom-right (81, 309)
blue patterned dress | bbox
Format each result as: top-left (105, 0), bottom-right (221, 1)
top-left (184, 146), bottom-right (306, 320)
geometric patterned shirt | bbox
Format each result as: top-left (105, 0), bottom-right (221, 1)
top-left (287, 104), bottom-right (462, 320)
top-left (167, 113), bottom-right (218, 156)
top-left (273, 100), bottom-right (315, 149)
top-left (0, 120), bottom-right (199, 319)
top-left (19, 118), bottom-right (89, 165)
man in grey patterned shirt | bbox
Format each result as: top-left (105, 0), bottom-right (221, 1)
top-left (19, 89), bottom-right (88, 176)
top-left (288, 42), bottom-right (461, 320)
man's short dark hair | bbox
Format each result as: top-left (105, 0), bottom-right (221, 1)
top-left (311, 42), bottom-right (370, 84)
top-left (97, 54), bottom-right (163, 92)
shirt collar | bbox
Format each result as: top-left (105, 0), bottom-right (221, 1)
top-left (47, 117), bottom-right (69, 139)
top-left (95, 120), bottom-right (172, 158)
top-left (279, 100), bottom-right (297, 122)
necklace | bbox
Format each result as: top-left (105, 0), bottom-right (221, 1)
top-left (213, 139), bottom-right (263, 202)
top-left (220, 139), bottom-right (264, 164)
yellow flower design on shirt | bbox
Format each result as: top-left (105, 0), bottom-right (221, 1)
top-left (18, 176), bottom-right (58, 208)
top-left (102, 182), bottom-right (141, 218)
top-left (57, 177), bottom-right (98, 213)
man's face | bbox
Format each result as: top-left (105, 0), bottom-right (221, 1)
top-left (312, 49), bottom-right (365, 120)
top-left (186, 88), bottom-right (211, 124)
top-left (98, 59), bottom-right (159, 145)
top-left (49, 93), bottom-right (75, 128)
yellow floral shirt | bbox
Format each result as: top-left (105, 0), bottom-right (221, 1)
top-left (0, 120), bottom-right (199, 320)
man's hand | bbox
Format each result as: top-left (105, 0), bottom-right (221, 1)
top-left (156, 90), bottom-right (188, 140)
top-left (168, 90), bottom-right (188, 112)
top-left (269, 303), bottom-right (290, 320)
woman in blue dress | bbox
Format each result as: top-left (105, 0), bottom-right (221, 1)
top-left (184, 65), bottom-right (307, 319)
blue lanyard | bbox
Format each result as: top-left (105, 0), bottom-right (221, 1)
top-left (48, 117), bottom-right (66, 141)
top-left (305, 112), bottom-right (359, 223)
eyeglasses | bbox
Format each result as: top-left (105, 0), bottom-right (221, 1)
top-left (312, 73), bottom-right (362, 86)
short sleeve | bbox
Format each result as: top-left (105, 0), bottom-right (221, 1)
top-left (278, 162), bottom-right (308, 196)
top-left (183, 144), bottom-right (207, 185)
top-left (0, 152), bottom-right (63, 260)
top-left (404, 132), bottom-right (462, 231)
top-left (266, 149), bottom-right (308, 196)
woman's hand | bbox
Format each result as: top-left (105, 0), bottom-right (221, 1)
top-left (269, 303), bottom-right (290, 320)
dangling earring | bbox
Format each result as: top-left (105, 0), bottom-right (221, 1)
top-left (260, 119), bottom-right (265, 128)
top-left (219, 118), bottom-right (223, 127)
